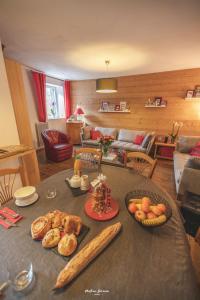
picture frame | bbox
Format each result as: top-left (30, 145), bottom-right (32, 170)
top-left (115, 104), bottom-right (120, 111)
top-left (195, 85), bottom-right (200, 92)
top-left (186, 90), bottom-right (194, 99)
top-left (156, 135), bottom-right (167, 143)
top-left (154, 97), bottom-right (162, 106)
top-left (101, 101), bottom-right (109, 111)
top-left (120, 101), bottom-right (127, 111)
top-left (195, 90), bottom-right (200, 98)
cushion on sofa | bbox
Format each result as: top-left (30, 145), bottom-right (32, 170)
top-left (185, 157), bottom-right (200, 170)
top-left (118, 129), bottom-right (146, 142)
top-left (173, 151), bottom-right (191, 193)
top-left (91, 130), bottom-right (101, 140)
top-left (82, 139), bottom-right (100, 146)
top-left (190, 142), bottom-right (200, 157)
top-left (133, 135), bottom-right (145, 145)
top-left (82, 126), bottom-right (93, 140)
top-left (111, 140), bottom-right (146, 152)
top-left (95, 127), bottom-right (118, 139)
top-left (177, 136), bottom-right (200, 153)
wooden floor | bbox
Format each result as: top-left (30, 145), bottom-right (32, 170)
top-left (37, 149), bottom-right (200, 284)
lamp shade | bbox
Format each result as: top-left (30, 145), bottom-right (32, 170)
top-left (74, 107), bottom-right (85, 115)
top-left (96, 78), bottom-right (117, 93)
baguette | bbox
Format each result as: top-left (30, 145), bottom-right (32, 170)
top-left (54, 222), bottom-right (122, 289)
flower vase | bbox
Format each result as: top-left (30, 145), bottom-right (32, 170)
top-left (103, 146), bottom-right (109, 157)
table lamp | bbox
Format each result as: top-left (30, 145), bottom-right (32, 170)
top-left (74, 106), bottom-right (85, 122)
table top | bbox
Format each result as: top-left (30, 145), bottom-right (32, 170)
top-left (155, 142), bottom-right (176, 147)
top-left (0, 165), bottom-right (199, 300)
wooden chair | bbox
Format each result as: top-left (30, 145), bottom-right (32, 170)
top-left (74, 148), bottom-right (102, 171)
top-left (125, 152), bottom-right (157, 179)
top-left (0, 167), bottom-right (23, 205)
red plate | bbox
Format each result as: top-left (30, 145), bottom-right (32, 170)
top-left (84, 197), bottom-right (119, 221)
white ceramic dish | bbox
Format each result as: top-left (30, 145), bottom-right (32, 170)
top-left (14, 186), bottom-right (36, 200)
top-left (15, 193), bottom-right (39, 207)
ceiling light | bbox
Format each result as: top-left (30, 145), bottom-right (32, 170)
top-left (96, 60), bottom-right (117, 93)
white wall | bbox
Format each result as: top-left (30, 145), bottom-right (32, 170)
top-left (0, 40), bottom-right (21, 190)
top-left (22, 66), bottom-right (67, 148)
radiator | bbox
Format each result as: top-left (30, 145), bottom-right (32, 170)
top-left (35, 122), bottom-right (49, 148)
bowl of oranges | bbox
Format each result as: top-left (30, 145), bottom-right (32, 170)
top-left (125, 190), bottom-right (172, 227)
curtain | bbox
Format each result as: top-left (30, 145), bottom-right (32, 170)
top-left (32, 71), bottom-right (47, 122)
top-left (64, 80), bottom-right (71, 119)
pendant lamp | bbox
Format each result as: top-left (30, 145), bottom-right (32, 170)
top-left (96, 60), bottom-right (117, 93)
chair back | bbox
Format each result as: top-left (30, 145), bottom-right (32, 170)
top-left (0, 167), bottom-right (23, 205)
top-left (125, 152), bottom-right (157, 178)
top-left (74, 148), bottom-right (102, 171)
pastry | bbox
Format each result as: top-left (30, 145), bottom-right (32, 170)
top-left (42, 228), bottom-right (61, 248)
top-left (54, 222), bottom-right (122, 289)
top-left (31, 216), bottom-right (51, 240)
top-left (142, 214), bottom-right (167, 226)
top-left (62, 215), bottom-right (82, 236)
top-left (58, 233), bottom-right (77, 256)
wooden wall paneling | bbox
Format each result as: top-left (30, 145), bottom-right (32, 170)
top-left (71, 68), bottom-right (200, 135)
top-left (5, 58), bottom-right (40, 185)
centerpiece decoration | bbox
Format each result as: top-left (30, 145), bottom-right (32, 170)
top-left (99, 135), bottom-right (114, 157)
top-left (169, 121), bottom-right (183, 143)
top-left (84, 174), bottom-right (119, 221)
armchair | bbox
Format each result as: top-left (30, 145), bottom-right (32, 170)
top-left (41, 129), bottom-right (73, 162)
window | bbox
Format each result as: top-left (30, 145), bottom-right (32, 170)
top-left (46, 83), bottom-right (65, 119)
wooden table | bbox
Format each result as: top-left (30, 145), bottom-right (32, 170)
top-left (154, 142), bottom-right (176, 160)
top-left (0, 165), bottom-right (199, 300)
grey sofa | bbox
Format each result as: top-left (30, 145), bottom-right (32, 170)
top-left (174, 135), bottom-right (200, 197)
top-left (80, 126), bottom-right (155, 155)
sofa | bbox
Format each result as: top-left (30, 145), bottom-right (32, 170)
top-left (174, 135), bottom-right (200, 197)
top-left (80, 126), bottom-right (155, 155)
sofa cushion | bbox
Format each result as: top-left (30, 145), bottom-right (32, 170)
top-left (177, 136), bottom-right (200, 153)
top-left (91, 129), bottom-right (101, 140)
top-left (118, 129), bottom-right (146, 142)
top-left (82, 126), bottom-right (93, 140)
top-left (111, 141), bottom-right (146, 152)
top-left (190, 142), bottom-right (200, 157)
top-left (95, 127), bottom-right (118, 139)
top-left (173, 151), bottom-right (191, 192)
top-left (82, 139), bottom-right (100, 146)
top-left (133, 135), bottom-right (145, 145)
top-left (53, 144), bottom-right (73, 151)
top-left (185, 157), bottom-right (200, 170)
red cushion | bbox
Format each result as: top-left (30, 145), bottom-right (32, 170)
top-left (190, 143), bottom-right (200, 157)
top-left (133, 135), bottom-right (145, 145)
top-left (91, 130), bottom-right (101, 140)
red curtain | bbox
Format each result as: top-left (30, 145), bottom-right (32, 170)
top-left (64, 80), bottom-right (71, 119)
top-left (32, 71), bottom-right (47, 122)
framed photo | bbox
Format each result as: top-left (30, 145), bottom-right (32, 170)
top-left (120, 101), bottom-right (127, 111)
top-left (186, 90), bottom-right (194, 99)
top-left (195, 85), bottom-right (200, 92)
top-left (156, 135), bottom-right (167, 143)
top-left (154, 97), bottom-right (162, 106)
top-left (195, 90), bottom-right (200, 98)
top-left (115, 104), bottom-right (120, 111)
top-left (101, 101), bottom-right (109, 111)
top-left (161, 99), bottom-right (167, 106)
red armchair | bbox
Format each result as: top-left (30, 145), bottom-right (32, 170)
top-left (41, 129), bottom-right (73, 162)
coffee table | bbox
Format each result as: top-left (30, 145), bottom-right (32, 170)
top-left (101, 148), bottom-right (125, 167)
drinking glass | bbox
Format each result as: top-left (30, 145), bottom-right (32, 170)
top-left (7, 259), bottom-right (34, 293)
top-left (46, 187), bottom-right (57, 199)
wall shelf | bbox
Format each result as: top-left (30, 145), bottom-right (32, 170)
top-left (144, 105), bottom-right (166, 108)
top-left (185, 97), bottom-right (200, 101)
top-left (98, 110), bottom-right (131, 113)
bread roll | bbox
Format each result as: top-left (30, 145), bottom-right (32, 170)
top-left (54, 222), bottom-right (122, 289)
top-left (31, 216), bottom-right (51, 240)
top-left (42, 228), bottom-right (61, 248)
top-left (58, 234), bottom-right (77, 256)
top-left (62, 215), bottom-right (82, 236)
